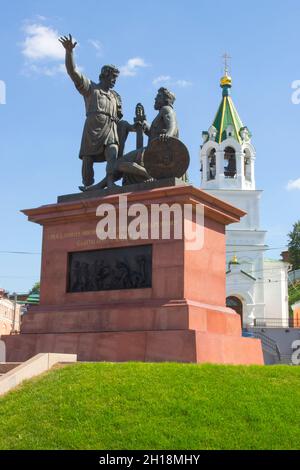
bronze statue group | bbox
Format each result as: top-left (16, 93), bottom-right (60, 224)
top-left (59, 34), bottom-right (187, 192)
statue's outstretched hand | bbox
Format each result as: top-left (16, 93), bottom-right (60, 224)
top-left (133, 120), bottom-right (146, 132)
top-left (58, 34), bottom-right (77, 52)
top-left (142, 121), bottom-right (149, 132)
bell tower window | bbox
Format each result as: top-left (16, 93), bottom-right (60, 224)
top-left (226, 124), bottom-right (234, 139)
top-left (224, 146), bottom-right (236, 178)
top-left (207, 149), bottom-right (216, 180)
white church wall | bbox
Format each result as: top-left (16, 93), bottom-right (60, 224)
top-left (263, 260), bottom-right (289, 327)
top-left (207, 190), bottom-right (263, 230)
top-left (204, 190), bottom-right (268, 323)
top-left (226, 231), bottom-right (266, 275)
top-left (226, 268), bottom-right (256, 326)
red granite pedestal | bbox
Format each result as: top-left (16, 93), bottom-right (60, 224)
top-left (2, 184), bottom-right (263, 364)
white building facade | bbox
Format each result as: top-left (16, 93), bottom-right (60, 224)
top-left (200, 73), bottom-right (289, 327)
top-left (0, 289), bottom-right (21, 335)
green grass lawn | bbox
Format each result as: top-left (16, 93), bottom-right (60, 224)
top-left (0, 362), bottom-right (299, 450)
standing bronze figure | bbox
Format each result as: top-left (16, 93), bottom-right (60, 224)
top-left (84, 87), bottom-right (182, 190)
top-left (59, 34), bottom-right (123, 190)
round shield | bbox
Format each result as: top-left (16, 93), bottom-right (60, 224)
top-left (143, 137), bottom-right (190, 179)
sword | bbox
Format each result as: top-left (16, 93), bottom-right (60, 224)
top-left (134, 103), bottom-right (146, 149)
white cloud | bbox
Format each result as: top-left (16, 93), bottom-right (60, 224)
top-left (152, 75), bottom-right (192, 88)
top-left (0, 80), bottom-right (6, 105)
top-left (35, 15), bottom-right (47, 22)
top-left (22, 63), bottom-right (66, 77)
top-left (88, 39), bottom-right (103, 57)
top-left (120, 57), bottom-right (148, 77)
top-left (21, 23), bottom-right (64, 61)
top-left (20, 22), bottom-right (79, 76)
top-left (175, 79), bottom-right (192, 88)
top-left (152, 75), bottom-right (171, 85)
top-left (286, 178), bottom-right (300, 190)
top-left (21, 63), bottom-right (85, 78)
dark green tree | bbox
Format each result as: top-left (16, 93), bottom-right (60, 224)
top-left (29, 282), bottom-right (40, 294)
top-left (288, 220), bottom-right (300, 270)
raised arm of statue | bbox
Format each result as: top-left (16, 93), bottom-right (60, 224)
top-left (59, 34), bottom-right (90, 95)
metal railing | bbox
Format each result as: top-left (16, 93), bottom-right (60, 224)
top-left (288, 269), bottom-right (300, 285)
top-left (278, 354), bottom-right (299, 365)
top-left (253, 317), bottom-right (299, 328)
top-left (252, 331), bottom-right (300, 365)
top-left (252, 330), bottom-right (281, 361)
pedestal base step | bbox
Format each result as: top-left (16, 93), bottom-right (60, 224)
top-left (1, 330), bottom-right (263, 365)
top-left (20, 301), bottom-right (243, 336)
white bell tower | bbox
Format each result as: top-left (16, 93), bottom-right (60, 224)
top-left (200, 73), bottom-right (256, 192)
top-left (200, 67), bottom-right (267, 326)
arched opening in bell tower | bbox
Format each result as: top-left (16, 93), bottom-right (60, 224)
top-left (224, 146), bottom-right (236, 178)
top-left (207, 148), bottom-right (216, 180)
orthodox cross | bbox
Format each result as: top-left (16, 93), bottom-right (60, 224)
top-left (222, 53), bottom-right (231, 76)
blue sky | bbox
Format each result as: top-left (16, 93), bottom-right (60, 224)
top-left (0, 0), bottom-right (300, 293)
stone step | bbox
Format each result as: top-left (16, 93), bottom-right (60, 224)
top-left (0, 363), bottom-right (22, 374)
top-left (0, 354), bottom-right (77, 396)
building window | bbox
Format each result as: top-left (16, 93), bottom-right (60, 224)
top-left (224, 147), bottom-right (236, 178)
top-left (226, 124), bottom-right (234, 139)
top-left (207, 149), bottom-right (216, 181)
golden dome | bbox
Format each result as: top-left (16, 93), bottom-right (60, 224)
top-left (231, 254), bottom-right (239, 264)
top-left (220, 75), bottom-right (232, 87)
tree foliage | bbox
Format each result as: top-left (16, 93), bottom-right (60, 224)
top-left (29, 282), bottom-right (40, 294)
top-left (288, 220), bottom-right (300, 270)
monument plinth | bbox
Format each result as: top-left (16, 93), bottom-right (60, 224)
top-left (2, 183), bottom-right (263, 364)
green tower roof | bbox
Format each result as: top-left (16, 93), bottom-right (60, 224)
top-left (211, 75), bottom-right (245, 144)
top-left (26, 292), bottom-right (40, 304)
